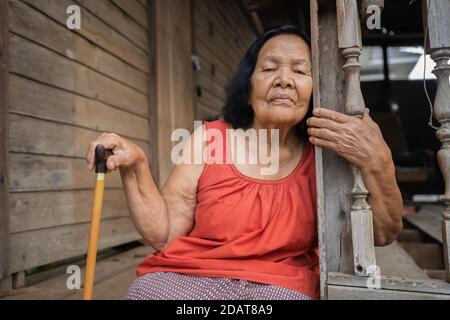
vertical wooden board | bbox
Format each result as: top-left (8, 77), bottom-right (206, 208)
top-left (147, 0), bottom-right (159, 186)
top-left (0, 0), bottom-right (11, 294)
top-left (312, 1), bottom-right (354, 299)
top-left (424, 0), bottom-right (450, 50)
top-left (155, 0), bottom-right (194, 186)
top-left (9, 217), bottom-right (141, 273)
top-left (9, 190), bottom-right (129, 234)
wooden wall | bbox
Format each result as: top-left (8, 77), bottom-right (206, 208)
top-left (152, 0), bottom-right (194, 187)
top-left (6, 0), bottom-right (150, 276)
top-left (0, 0), bottom-right (11, 295)
top-left (192, 0), bottom-right (257, 121)
top-left (0, 0), bottom-right (258, 287)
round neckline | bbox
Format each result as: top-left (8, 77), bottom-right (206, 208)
top-left (223, 121), bottom-right (309, 184)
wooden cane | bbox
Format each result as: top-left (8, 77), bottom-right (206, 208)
top-left (83, 144), bottom-right (113, 300)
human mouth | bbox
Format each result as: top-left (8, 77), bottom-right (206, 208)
top-left (270, 94), bottom-right (294, 104)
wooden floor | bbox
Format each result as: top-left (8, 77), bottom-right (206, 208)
top-left (2, 245), bottom-right (155, 300)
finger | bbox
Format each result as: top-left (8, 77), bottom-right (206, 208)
top-left (87, 134), bottom-right (120, 171)
top-left (86, 142), bottom-right (97, 171)
top-left (308, 127), bottom-right (339, 141)
top-left (313, 108), bottom-right (353, 123)
top-left (309, 136), bottom-right (337, 151)
top-left (106, 156), bottom-right (116, 172)
top-left (307, 116), bottom-right (342, 132)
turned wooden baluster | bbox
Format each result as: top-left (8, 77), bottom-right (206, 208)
top-left (425, 0), bottom-right (450, 282)
top-left (336, 0), bottom-right (376, 277)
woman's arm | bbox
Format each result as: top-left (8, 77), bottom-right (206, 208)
top-left (86, 125), bottom-right (206, 251)
top-left (360, 148), bottom-right (404, 246)
top-left (307, 107), bottom-right (404, 246)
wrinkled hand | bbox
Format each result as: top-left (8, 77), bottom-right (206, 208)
top-left (306, 107), bottom-right (391, 171)
top-left (85, 133), bottom-right (146, 173)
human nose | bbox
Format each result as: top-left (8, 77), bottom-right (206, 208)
top-left (273, 68), bottom-right (294, 88)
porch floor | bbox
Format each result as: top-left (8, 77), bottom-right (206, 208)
top-left (1, 244), bottom-right (155, 300)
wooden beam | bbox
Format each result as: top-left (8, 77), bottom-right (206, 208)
top-left (152, 0), bottom-right (194, 186)
top-left (0, 0), bottom-right (11, 297)
top-left (423, 0), bottom-right (450, 283)
top-left (328, 284), bottom-right (450, 300)
top-left (336, 0), bottom-right (376, 277)
top-left (328, 272), bottom-right (450, 296)
top-left (311, 0), bottom-right (354, 299)
top-left (147, 0), bottom-right (160, 187)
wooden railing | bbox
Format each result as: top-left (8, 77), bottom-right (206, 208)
top-left (425, 0), bottom-right (450, 282)
top-left (335, 0), bottom-right (376, 277)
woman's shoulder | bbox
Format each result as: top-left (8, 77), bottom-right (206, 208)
top-left (204, 118), bottom-right (228, 131)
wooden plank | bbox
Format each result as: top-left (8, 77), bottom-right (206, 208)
top-left (10, 189), bottom-right (129, 234)
top-left (3, 245), bottom-right (154, 300)
top-left (328, 284), bottom-right (450, 300)
top-left (310, 0), bottom-right (326, 300)
top-left (8, 0), bottom-right (148, 94)
top-left (313, 0), bottom-right (353, 286)
top-left (222, 0), bottom-right (256, 45)
top-left (404, 204), bottom-right (444, 243)
top-left (8, 153), bottom-right (123, 192)
top-left (196, 71), bottom-right (227, 102)
top-left (147, 0), bottom-right (159, 187)
top-left (8, 114), bottom-right (150, 159)
top-left (111, 0), bottom-right (148, 29)
top-left (193, 14), bottom-right (240, 72)
top-left (328, 272), bottom-right (450, 296)
top-left (400, 242), bottom-right (444, 270)
top-left (154, 0), bottom-right (194, 186)
top-left (22, 0), bottom-right (148, 72)
top-left (374, 241), bottom-right (428, 279)
top-left (196, 0), bottom-right (252, 70)
top-left (0, 0), bottom-right (11, 296)
top-left (196, 102), bottom-right (221, 121)
top-left (424, 0), bottom-right (450, 50)
top-left (197, 87), bottom-right (225, 113)
top-left (195, 37), bottom-right (236, 81)
top-left (9, 75), bottom-right (150, 142)
top-left (76, 0), bottom-right (148, 52)
top-left (9, 34), bottom-right (149, 118)
top-left (137, 0), bottom-right (148, 9)
top-left (195, 49), bottom-right (233, 90)
top-left (9, 217), bottom-right (141, 273)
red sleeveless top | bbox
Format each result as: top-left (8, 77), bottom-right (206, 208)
top-left (136, 119), bottom-right (320, 299)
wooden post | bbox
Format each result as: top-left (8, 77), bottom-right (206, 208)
top-left (147, 0), bottom-right (160, 187)
top-left (0, 0), bottom-right (11, 297)
top-left (336, 0), bottom-right (376, 277)
top-left (152, 0), bottom-right (194, 187)
top-left (424, 0), bottom-right (450, 282)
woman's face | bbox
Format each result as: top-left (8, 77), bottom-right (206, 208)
top-left (250, 34), bottom-right (312, 128)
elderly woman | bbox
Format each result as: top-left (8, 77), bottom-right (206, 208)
top-left (86, 25), bottom-right (403, 300)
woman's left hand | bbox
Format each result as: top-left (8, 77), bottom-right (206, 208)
top-left (306, 107), bottom-right (391, 171)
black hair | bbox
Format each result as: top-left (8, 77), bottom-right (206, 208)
top-left (221, 24), bottom-right (313, 139)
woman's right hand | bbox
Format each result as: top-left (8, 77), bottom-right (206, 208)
top-left (85, 133), bottom-right (146, 173)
